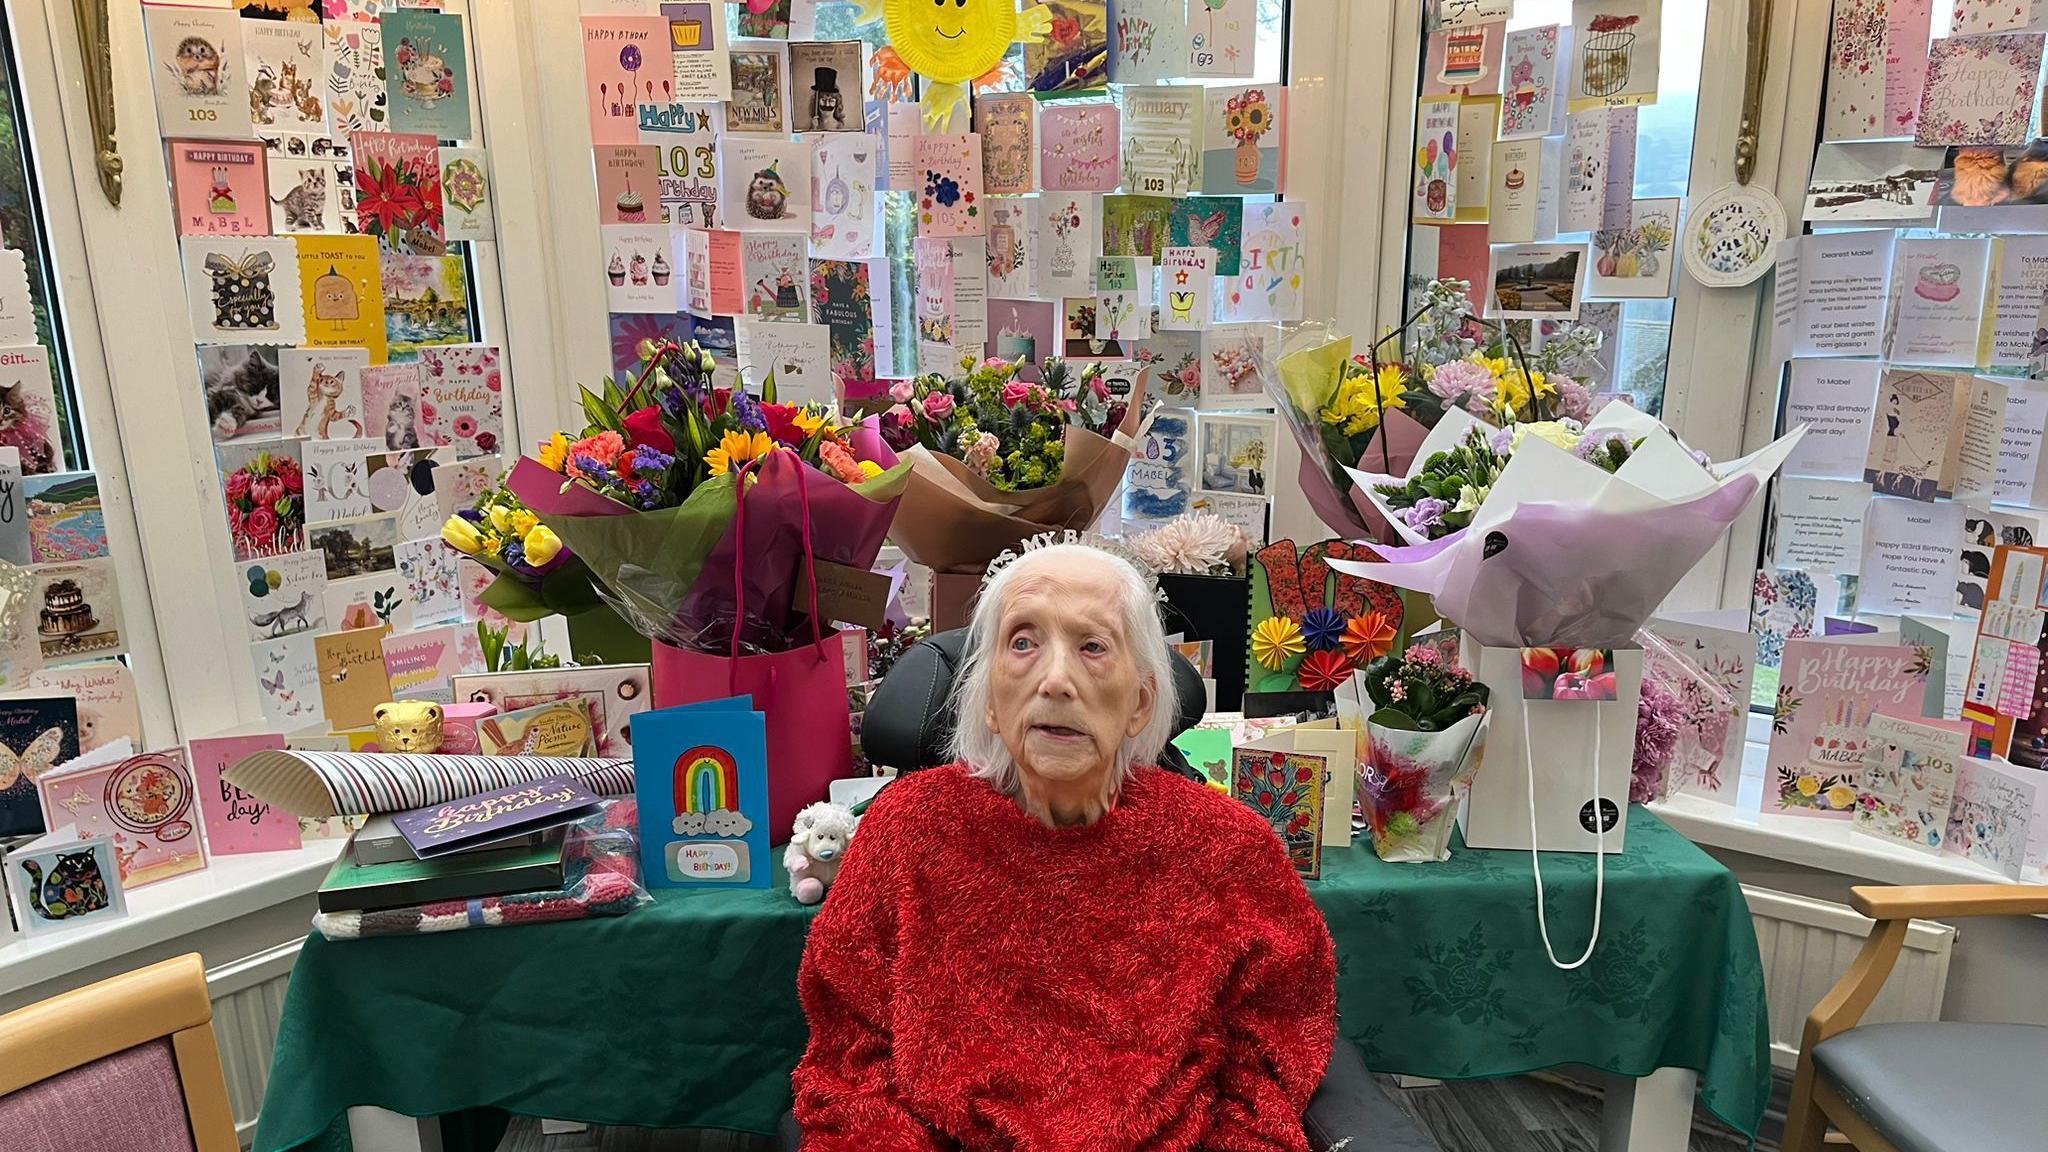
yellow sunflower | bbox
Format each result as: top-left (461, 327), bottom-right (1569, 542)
top-left (537, 432), bottom-right (572, 472)
top-left (704, 430), bottom-right (776, 476)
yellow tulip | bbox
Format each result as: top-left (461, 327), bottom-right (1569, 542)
top-left (522, 525), bottom-right (563, 566)
top-left (441, 516), bottom-right (485, 555)
top-left (510, 510), bottom-right (538, 537)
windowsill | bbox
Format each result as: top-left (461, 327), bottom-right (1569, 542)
top-left (1649, 712), bottom-right (2042, 888)
top-left (0, 837), bottom-right (344, 1000)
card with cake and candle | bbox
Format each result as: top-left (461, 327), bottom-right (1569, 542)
top-left (1767, 637), bottom-right (1932, 819)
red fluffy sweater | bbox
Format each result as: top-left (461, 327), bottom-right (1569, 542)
top-left (792, 763), bottom-right (1337, 1152)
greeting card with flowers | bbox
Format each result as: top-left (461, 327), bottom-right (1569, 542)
top-left (1915, 32), bottom-right (2044, 146)
top-left (1040, 104), bottom-right (1122, 192)
top-left (1230, 740), bottom-right (1327, 878)
top-left (219, 438), bottom-right (307, 561)
top-left (915, 133), bottom-right (986, 238)
top-left (1201, 84), bottom-right (1284, 195)
top-left (1499, 24), bottom-right (1563, 139)
top-left (353, 132), bottom-right (445, 255)
top-left (37, 750), bottom-right (208, 889)
top-left (809, 257), bottom-right (878, 403)
top-left (1767, 637), bottom-right (1931, 819)
top-left (985, 198), bottom-right (1035, 297)
top-left (414, 343), bottom-right (504, 460)
top-left (1853, 711), bottom-right (1970, 852)
top-left (1037, 194), bottom-right (1101, 297)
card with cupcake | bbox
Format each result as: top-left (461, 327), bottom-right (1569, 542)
top-left (596, 145), bottom-right (659, 226)
top-left (1767, 637), bottom-right (1931, 820)
top-left (602, 224), bottom-right (679, 313)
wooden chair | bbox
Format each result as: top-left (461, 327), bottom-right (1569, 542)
top-left (1784, 884), bottom-right (2048, 1152)
top-left (0, 953), bottom-right (239, 1152)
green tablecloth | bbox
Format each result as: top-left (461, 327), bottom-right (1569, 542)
top-left (253, 806), bottom-right (1769, 1151)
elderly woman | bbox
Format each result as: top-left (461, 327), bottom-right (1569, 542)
top-left (792, 544), bottom-right (1337, 1150)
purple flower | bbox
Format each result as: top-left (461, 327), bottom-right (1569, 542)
top-left (456, 507), bottom-right (484, 523)
top-left (728, 390), bottom-right (768, 432)
top-left (501, 538), bottom-right (527, 570)
top-left (573, 456), bottom-right (616, 487)
top-left (657, 384), bottom-right (689, 419)
top-left (1403, 497), bottom-right (1449, 531)
top-left (1489, 425), bottom-right (1517, 455)
top-left (1574, 429), bottom-right (1629, 464)
top-left (1552, 376), bottom-right (1596, 422)
top-left (631, 445), bottom-right (675, 474)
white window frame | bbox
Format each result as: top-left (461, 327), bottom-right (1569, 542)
top-left (5, 0), bottom-right (190, 744)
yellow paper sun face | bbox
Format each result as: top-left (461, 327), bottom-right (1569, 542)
top-left (884, 0), bottom-right (1017, 84)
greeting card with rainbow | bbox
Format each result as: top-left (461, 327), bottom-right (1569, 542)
top-left (630, 695), bottom-right (770, 889)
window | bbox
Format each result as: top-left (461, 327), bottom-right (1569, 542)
top-left (1397, 0), bottom-right (1712, 416)
top-left (0, 21), bottom-right (82, 470)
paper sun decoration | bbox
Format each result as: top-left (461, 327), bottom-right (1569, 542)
top-left (859, 0), bottom-right (1052, 130)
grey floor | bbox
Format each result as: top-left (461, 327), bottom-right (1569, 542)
top-left (505, 1073), bottom-right (1770, 1152)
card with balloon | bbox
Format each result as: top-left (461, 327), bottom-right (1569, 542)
top-left (631, 695), bottom-right (770, 889)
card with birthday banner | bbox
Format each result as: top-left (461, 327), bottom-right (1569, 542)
top-left (1246, 538), bottom-right (1405, 700)
top-left (631, 695), bottom-right (770, 889)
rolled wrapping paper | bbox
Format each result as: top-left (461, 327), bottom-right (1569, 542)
top-left (223, 750), bottom-right (635, 818)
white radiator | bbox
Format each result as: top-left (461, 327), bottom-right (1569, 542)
top-left (206, 940), bottom-right (307, 1147)
top-left (1743, 885), bottom-right (1956, 1071)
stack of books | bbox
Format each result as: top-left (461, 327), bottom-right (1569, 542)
top-left (318, 776), bottom-right (601, 914)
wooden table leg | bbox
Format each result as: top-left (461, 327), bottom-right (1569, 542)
top-left (346, 1106), bottom-right (443, 1152)
top-left (1598, 1067), bottom-right (1698, 1152)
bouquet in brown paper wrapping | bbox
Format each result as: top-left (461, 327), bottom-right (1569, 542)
top-left (870, 355), bottom-right (1142, 584)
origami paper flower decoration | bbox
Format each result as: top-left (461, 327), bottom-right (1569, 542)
top-left (1252, 615), bottom-right (1306, 670)
top-left (1301, 606), bottom-right (1345, 652)
top-left (1298, 649), bottom-right (1354, 691)
top-left (1343, 610), bottom-right (1398, 666)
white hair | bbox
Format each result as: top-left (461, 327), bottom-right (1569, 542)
top-left (948, 543), bottom-right (1178, 794)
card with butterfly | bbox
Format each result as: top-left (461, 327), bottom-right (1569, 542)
top-left (0, 695), bottom-right (79, 838)
top-left (251, 633), bottom-right (325, 730)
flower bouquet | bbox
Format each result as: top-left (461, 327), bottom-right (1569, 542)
top-left (1350, 645), bottom-right (1490, 862)
top-left (876, 353), bottom-right (1142, 585)
top-left (1329, 401), bottom-right (1803, 961)
top-left (450, 340), bottom-right (910, 830)
top-left (1270, 278), bottom-right (1606, 540)
top-left (224, 448), bottom-right (306, 560)
top-left (443, 477), bottom-right (609, 627)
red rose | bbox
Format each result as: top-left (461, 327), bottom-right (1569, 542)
top-left (708, 388), bottom-right (731, 421)
top-left (244, 505), bottom-right (278, 544)
top-left (622, 405), bottom-right (675, 453)
top-left (250, 475), bottom-right (285, 508)
top-left (225, 470), bottom-right (252, 502)
top-left (226, 503), bottom-right (244, 533)
top-left (279, 462), bottom-right (303, 494)
top-left (762, 403), bottom-right (807, 447)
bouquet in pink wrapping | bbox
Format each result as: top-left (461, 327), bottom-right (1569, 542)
top-left (1329, 405), bottom-right (1805, 649)
top-left (450, 340), bottom-right (908, 653)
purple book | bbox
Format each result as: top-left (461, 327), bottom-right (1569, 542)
top-left (391, 775), bottom-right (602, 859)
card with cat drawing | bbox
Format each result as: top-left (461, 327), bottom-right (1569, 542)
top-left (170, 140), bottom-right (271, 237)
top-left (197, 346), bottom-right (283, 442)
top-left (265, 155), bottom-right (344, 234)
top-left (37, 749), bottom-right (210, 889)
top-left (282, 348), bottom-right (369, 443)
top-left (294, 234), bottom-right (388, 362)
top-left (6, 825), bottom-right (126, 936)
top-left (361, 364), bottom-right (424, 451)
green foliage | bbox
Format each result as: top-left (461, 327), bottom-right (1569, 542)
top-left (476, 621), bottom-right (563, 672)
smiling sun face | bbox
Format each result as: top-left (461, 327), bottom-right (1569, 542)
top-left (884, 0), bottom-right (1017, 84)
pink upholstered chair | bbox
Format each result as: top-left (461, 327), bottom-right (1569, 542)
top-left (0, 953), bottom-right (239, 1152)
